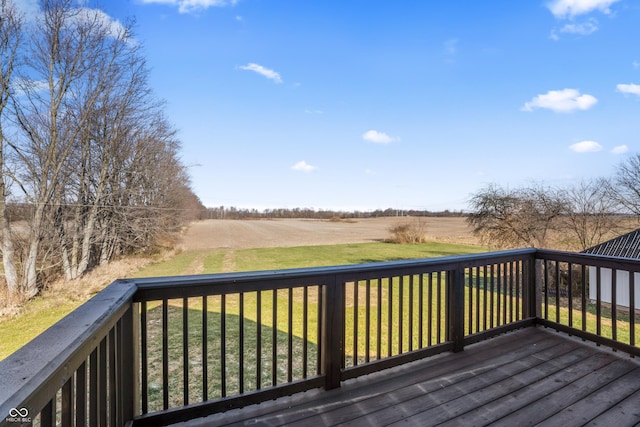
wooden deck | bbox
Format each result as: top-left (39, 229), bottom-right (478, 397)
top-left (173, 327), bottom-right (640, 427)
top-left (8, 250), bottom-right (640, 427)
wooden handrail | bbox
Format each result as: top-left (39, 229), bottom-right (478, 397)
top-left (0, 280), bottom-right (137, 427)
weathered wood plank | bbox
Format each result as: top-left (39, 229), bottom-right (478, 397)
top-left (171, 328), bottom-right (546, 426)
top-left (490, 359), bottom-right (639, 426)
top-left (175, 328), bottom-right (571, 427)
top-left (383, 347), bottom-right (600, 426)
top-left (584, 389), bottom-right (640, 426)
top-left (166, 328), bottom-right (640, 427)
top-left (323, 339), bottom-right (582, 426)
top-left (534, 367), bottom-right (640, 426)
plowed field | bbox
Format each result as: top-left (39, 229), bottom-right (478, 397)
top-left (179, 217), bottom-right (479, 250)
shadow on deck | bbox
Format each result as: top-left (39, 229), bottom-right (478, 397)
top-left (175, 327), bottom-right (640, 426)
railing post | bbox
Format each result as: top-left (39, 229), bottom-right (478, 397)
top-left (534, 257), bottom-right (543, 318)
top-left (522, 254), bottom-right (539, 319)
top-left (447, 265), bottom-right (465, 353)
top-left (120, 303), bottom-right (137, 424)
top-left (321, 275), bottom-right (344, 390)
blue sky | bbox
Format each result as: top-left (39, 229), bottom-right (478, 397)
top-left (18, 0), bottom-right (640, 211)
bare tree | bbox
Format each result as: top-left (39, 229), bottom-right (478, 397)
top-left (0, 0), bottom-right (21, 294)
top-left (467, 185), bottom-right (526, 248)
top-left (54, 14), bottom-right (142, 280)
top-left (611, 154), bottom-right (640, 217)
top-left (559, 178), bottom-right (622, 250)
top-left (7, 0), bottom-right (135, 295)
top-left (467, 183), bottom-right (565, 248)
top-left (518, 184), bottom-right (566, 248)
top-left (12, 0), bottom-right (99, 297)
top-left (0, 0), bottom-right (201, 299)
top-left (99, 112), bottom-right (188, 257)
top-left (53, 15), bottom-right (203, 278)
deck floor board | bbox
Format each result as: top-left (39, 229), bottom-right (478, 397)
top-left (539, 368), bottom-right (640, 426)
top-left (172, 327), bottom-right (640, 427)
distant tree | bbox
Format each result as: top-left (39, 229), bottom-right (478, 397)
top-left (467, 183), bottom-right (564, 248)
top-left (611, 154), bottom-right (640, 217)
top-left (559, 178), bottom-right (622, 251)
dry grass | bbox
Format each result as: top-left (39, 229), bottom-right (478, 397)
top-left (533, 217), bottom-right (640, 252)
top-left (387, 219), bottom-right (429, 244)
top-left (0, 253), bottom-right (167, 320)
top-left (0, 286), bottom-right (27, 318)
top-left (0, 253), bottom-right (175, 358)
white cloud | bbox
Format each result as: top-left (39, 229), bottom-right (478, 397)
top-left (616, 83), bottom-right (640, 96)
top-left (75, 8), bottom-right (130, 40)
top-left (521, 89), bottom-right (597, 113)
top-left (362, 130), bottom-right (398, 144)
top-left (239, 63), bottom-right (282, 84)
top-left (559, 19), bottom-right (598, 35)
top-left (12, 2), bottom-right (131, 41)
top-left (140, 0), bottom-right (238, 14)
top-left (12, 0), bottom-right (39, 19)
top-left (11, 79), bottom-right (47, 98)
top-left (569, 140), bottom-right (603, 153)
top-left (547, 0), bottom-right (621, 19)
top-left (291, 161), bottom-right (317, 173)
top-left (612, 145), bottom-right (629, 154)
top-left (634, 61), bottom-right (640, 69)
top-left (547, 0), bottom-right (621, 38)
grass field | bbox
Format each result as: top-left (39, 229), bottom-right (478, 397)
top-left (0, 241), bottom-right (486, 360)
top-left (134, 241), bottom-right (486, 278)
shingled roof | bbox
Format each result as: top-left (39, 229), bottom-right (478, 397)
top-left (582, 228), bottom-right (640, 259)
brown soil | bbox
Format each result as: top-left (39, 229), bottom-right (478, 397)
top-left (178, 217), bottom-right (480, 251)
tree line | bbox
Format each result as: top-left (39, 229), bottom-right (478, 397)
top-left (467, 154), bottom-right (640, 251)
top-left (1, 0), bottom-right (203, 298)
top-left (203, 206), bottom-right (465, 220)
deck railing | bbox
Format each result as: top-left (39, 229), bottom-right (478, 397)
top-left (536, 249), bottom-right (640, 356)
top-left (1, 248), bottom-right (638, 427)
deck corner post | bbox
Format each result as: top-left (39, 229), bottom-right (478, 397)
top-left (534, 258), bottom-right (543, 319)
top-left (120, 302), bottom-right (138, 423)
top-left (447, 265), bottom-right (465, 353)
top-left (522, 254), bottom-right (538, 319)
top-left (321, 275), bottom-right (344, 390)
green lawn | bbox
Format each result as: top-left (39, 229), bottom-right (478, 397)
top-left (0, 241), bottom-right (486, 360)
top-left (0, 297), bottom-right (83, 360)
top-left (134, 241), bottom-right (487, 277)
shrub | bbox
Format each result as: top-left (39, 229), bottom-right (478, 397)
top-left (388, 219), bottom-right (428, 244)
